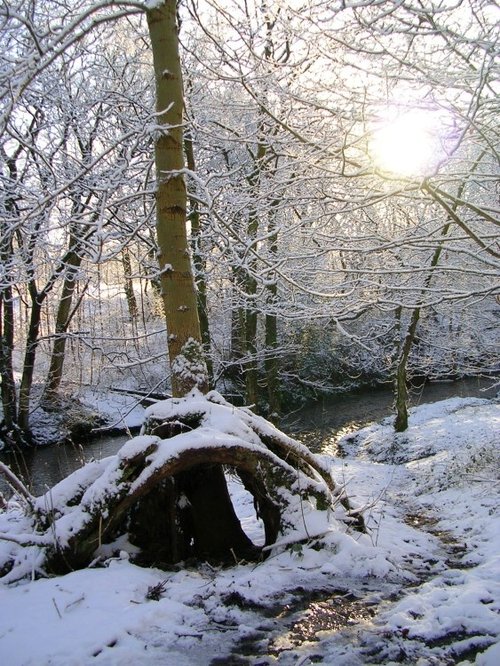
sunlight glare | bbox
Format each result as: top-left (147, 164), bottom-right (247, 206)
top-left (370, 109), bottom-right (446, 177)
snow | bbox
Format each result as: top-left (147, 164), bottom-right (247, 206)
top-left (169, 339), bottom-right (209, 392)
top-left (143, 0), bottom-right (166, 9)
top-left (81, 389), bottom-right (147, 432)
top-left (0, 395), bottom-right (499, 665)
top-left (143, 389), bottom-right (264, 447)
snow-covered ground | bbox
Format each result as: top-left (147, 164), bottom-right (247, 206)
top-left (80, 387), bottom-right (147, 432)
top-left (0, 396), bottom-right (498, 665)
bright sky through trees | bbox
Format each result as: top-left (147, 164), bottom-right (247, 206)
top-left (370, 108), bottom-right (452, 177)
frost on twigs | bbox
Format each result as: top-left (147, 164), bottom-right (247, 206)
top-left (0, 392), bottom-right (363, 580)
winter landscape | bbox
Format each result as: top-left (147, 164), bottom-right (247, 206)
top-left (1, 391), bottom-right (499, 665)
top-left (1, 0), bottom-right (499, 665)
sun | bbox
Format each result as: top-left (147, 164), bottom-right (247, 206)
top-left (370, 108), bottom-right (448, 177)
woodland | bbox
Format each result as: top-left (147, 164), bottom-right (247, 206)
top-left (0, 0), bottom-right (498, 561)
top-left (0, 1), bottom-right (499, 663)
top-left (0, 0), bottom-right (497, 450)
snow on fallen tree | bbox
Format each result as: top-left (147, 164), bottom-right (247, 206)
top-left (0, 390), bottom-right (363, 581)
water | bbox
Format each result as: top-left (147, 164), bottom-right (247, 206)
top-left (0, 378), bottom-right (496, 497)
top-left (283, 377), bottom-right (497, 453)
top-left (0, 433), bottom-right (133, 497)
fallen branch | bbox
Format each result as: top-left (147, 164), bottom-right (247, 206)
top-left (0, 462), bottom-right (35, 509)
top-left (0, 532), bottom-right (53, 547)
top-left (1, 391), bottom-right (365, 579)
top-left (261, 528), bottom-right (332, 553)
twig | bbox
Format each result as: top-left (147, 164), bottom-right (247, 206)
top-left (65, 594), bottom-right (85, 611)
top-left (52, 597), bottom-right (63, 620)
top-left (98, 515), bottom-right (102, 549)
top-left (146, 579), bottom-right (168, 601)
top-left (230, 547), bottom-right (241, 565)
top-left (296, 463), bottom-right (311, 540)
top-left (261, 529), bottom-right (331, 553)
top-left (0, 462), bottom-right (35, 508)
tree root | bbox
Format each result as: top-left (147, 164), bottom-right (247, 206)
top-left (1, 391), bottom-right (365, 578)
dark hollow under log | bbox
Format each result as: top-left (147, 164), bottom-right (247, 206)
top-left (43, 440), bottom-right (331, 574)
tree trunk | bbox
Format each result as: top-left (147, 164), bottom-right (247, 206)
top-left (0, 147), bottom-right (21, 442)
top-left (394, 221), bottom-right (452, 432)
top-left (146, 0), bottom-right (259, 562)
top-left (17, 299), bottom-right (42, 435)
top-left (147, 0), bottom-right (207, 397)
top-left (37, 422), bottom-right (344, 574)
top-left (43, 251), bottom-right (83, 402)
top-left (244, 293), bottom-right (259, 409)
top-left (265, 206), bottom-right (281, 422)
top-left (394, 307), bottom-right (420, 432)
top-left (229, 267), bottom-right (245, 383)
top-left (0, 286), bottom-right (17, 435)
top-left (121, 247), bottom-right (138, 324)
top-left (184, 126), bottom-right (213, 383)
top-left (179, 464), bottom-right (258, 561)
top-left (265, 306), bottom-right (280, 422)
top-left (393, 150), bottom-right (481, 433)
top-left (242, 171), bottom-right (262, 410)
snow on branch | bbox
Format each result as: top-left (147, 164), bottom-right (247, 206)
top-left (0, 463), bottom-right (35, 508)
top-left (0, 390), bottom-right (362, 580)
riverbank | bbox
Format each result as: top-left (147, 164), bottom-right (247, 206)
top-left (2, 375), bottom-right (497, 451)
top-left (0, 394), bottom-right (499, 665)
top-left (0, 386), bottom-right (147, 452)
top-left (1, 376), bottom-right (497, 496)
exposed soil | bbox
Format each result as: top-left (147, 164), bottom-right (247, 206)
top-left (209, 508), bottom-right (485, 665)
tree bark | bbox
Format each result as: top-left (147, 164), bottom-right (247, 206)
top-left (146, 1), bottom-right (260, 563)
top-left (0, 285), bottom-right (17, 434)
top-left (184, 126), bottom-right (213, 383)
top-left (121, 247), bottom-right (138, 324)
top-left (43, 247), bottom-right (83, 402)
top-left (394, 307), bottom-right (420, 432)
top-left (265, 205), bottom-right (281, 422)
top-left (0, 146), bottom-right (22, 442)
top-left (241, 139), bottom-right (265, 410)
top-left (393, 218), bottom-right (454, 431)
top-left (41, 438), bottom-right (333, 574)
top-left (147, 0), bottom-right (207, 397)
top-left (18, 299), bottom-right (41, 435)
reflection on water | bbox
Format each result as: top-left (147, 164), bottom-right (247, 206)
top-left (1, 378), bottom-right (497, 496)
top-left (282, 377), bottom-right (497, 453)
top-left (0, 434), bottom-right (131, 497)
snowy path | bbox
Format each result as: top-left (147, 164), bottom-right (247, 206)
top-left (201, 461), bottom-right (496, 665)
top-left (0, 396), bottom-right (499, 665)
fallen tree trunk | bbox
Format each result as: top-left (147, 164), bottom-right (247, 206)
top-left (1, 390), bottom-right (364, 579)
top-left (41, 437), bottom-right (338, 573)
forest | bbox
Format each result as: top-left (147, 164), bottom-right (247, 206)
top-left (0, 1), bottom-right (499, 664)
top-left (0, 0), bottom-right (498, 450)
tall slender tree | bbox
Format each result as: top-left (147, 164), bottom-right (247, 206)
top-left (144, 0), bottom-right (261, 562)
top-left (146, 0), bottom-right (208, 397)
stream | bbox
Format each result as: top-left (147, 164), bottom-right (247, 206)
top-left (0, 377), bottom-right (496, 497)
top-left (1, 377), bottom-right (498, 664)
